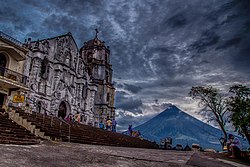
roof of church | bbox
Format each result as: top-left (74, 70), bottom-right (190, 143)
top-left (30, 32), bottom-right (72, 43)
top-left (29, 32), bottom-right (79, 50)
top-left (29, 30), bottom-right (109, 51)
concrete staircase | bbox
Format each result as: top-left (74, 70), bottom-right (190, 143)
top-left (0, 113), bottom-right (40, 145)
top-left (10, 110), bottom-right (158, 149)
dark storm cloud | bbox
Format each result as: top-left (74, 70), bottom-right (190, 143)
top-left (232, 45), bottom-right (250, 72)
top-left (165, 13), bottom-right (187, 28)
top-left (115, 90), bottom-right (143, 114)
top-left (1, 0), bottom-right (250, 131)
top-left (48, 0), bottom-right (104, 14)
top-left (151, 103), bottom-right (172, 111)
top-left (123, 83), bottom-right (142, 94)
top-left (114, 91), bottom-right (128, 100)
top-left (43, 14), bottom-right (78, 33)
top-left (0, 5), bottom-right (31, 33)
top-left (189, 30), bottom-right (220, 53)
top-left (113, 82), bottom-right (123, 89)
top-left (116, 98), bottom-right (143, 114)
top-left (216, 37), bottom-right (241, 50)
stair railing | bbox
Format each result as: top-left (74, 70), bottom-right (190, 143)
top-left (25, 97), bottom-right (71, 142)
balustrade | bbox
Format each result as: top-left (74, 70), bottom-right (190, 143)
top-left (0, 66), bottom-right (28, 86)
top-left (0, 31), bottom-right (24, 47)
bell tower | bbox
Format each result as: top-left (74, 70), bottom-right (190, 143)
top-left (80, 29), bottom-right (115, 127)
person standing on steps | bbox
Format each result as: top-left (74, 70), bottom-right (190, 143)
top-left (65, 114), bottom-right (71, 123)
top-left (106, 118), bottom-right (112, 131)
top-left (128, 125), bottom-right (133, 136)
top-left (99, 121), bottom-right (104, 129)
top-left (112, 118), bottom-right (117, 132)
top-left (75, 112), bottom-right (81, 123)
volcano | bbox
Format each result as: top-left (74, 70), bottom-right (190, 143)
top-left (134, 105), bottom-right (228, 151)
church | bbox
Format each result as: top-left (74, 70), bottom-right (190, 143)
top-left (0, 30), bottom-right (115, 127)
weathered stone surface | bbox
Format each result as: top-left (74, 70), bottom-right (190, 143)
top-left (24, 32), bottom-right (115, 127)
top-left (0, 142), bottom-right (247, 167)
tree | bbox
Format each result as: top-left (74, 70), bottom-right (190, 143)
top-left (189, 86), bottom-right (228, 148)
top-left (228, 85), bottom-right (250, 144)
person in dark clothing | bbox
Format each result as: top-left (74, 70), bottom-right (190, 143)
top-left (112, 119), bottom-right (117, 132)
top-left (227, 134), bottom-right (242, 159)
top-left (128, 125), bottom-right (133, 136)
top-left (99, 121), bottom-right (104, 129)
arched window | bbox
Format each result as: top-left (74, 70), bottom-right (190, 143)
top-left (0, 53), bottom-right (7, 76)
top-left (40, 57), bottom-right (49, 79)
top-left (58, 101), bottom-right (67, 119)
top-left (106, 93), bottom-right (110, 102)
top-left (0, 53), bottom-right (7, 67)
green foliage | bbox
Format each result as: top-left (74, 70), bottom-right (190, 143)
top-left (228, 85), bottom-right (250, 143)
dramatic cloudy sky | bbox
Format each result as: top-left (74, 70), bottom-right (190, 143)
top-left (1, 0), bottom-right (250, 131)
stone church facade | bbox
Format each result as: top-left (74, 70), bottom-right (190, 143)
top-left (23, 31), bottom-right (115, 126)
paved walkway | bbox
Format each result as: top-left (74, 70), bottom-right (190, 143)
top-left (0, 141), bottom-right (248, 167)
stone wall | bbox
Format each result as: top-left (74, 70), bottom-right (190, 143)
top-left (26, 34), bottom-right (97, 125)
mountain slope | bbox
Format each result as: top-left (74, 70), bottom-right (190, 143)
top-left (133, 105), bottom-right (232, 151)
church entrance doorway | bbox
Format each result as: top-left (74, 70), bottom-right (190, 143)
top-left (58, 101), bottom-right (67, 119)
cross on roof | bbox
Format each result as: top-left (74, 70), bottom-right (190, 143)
top-left (95, 28), bottom-right (99, 38)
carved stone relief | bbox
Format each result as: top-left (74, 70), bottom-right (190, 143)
top-left (78, 59), bottom-right (84, 75)
top-left (39, 81), bottom-right (45, 94)
top-left (31, 83), bottom-right (38, 91)
top-left (26, 33), bottom-right (116, 126)
top-left (65, 50), bottom-right (71, 66)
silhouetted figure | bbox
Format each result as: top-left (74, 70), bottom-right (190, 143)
top-left (227, 134), bottom-right (242, 159)
top-left (128, 125), bottom-right (133, 136)
top-left (99, 121), bottom-right (104, 129)
top-left (112, 119), bottom-right (117, 132)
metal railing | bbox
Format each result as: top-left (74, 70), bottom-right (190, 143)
top-left (26, 97), bottom-right (71, 142)
top-left (0, 66), bottom-right (28, 86)
top-left (0, 31), bottom-right (24, 47)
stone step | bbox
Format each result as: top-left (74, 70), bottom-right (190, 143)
top-left (0, 127), bottom-right (35, 136)
top-left (0, 139), bottom-right (40, 145)
top-left (0, 131), bottom-right (39, 139)
top-left (12, 110), bottom-right (158, 149)
top-left (0, 113), bottom-right (41, 145)
top-left (0, 135), bottom-right (39, 142)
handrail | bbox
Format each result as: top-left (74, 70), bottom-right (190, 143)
top-left (0, 66), bottom-right (29, 86)
top-left (25, 97), bottom-right (71, 142)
